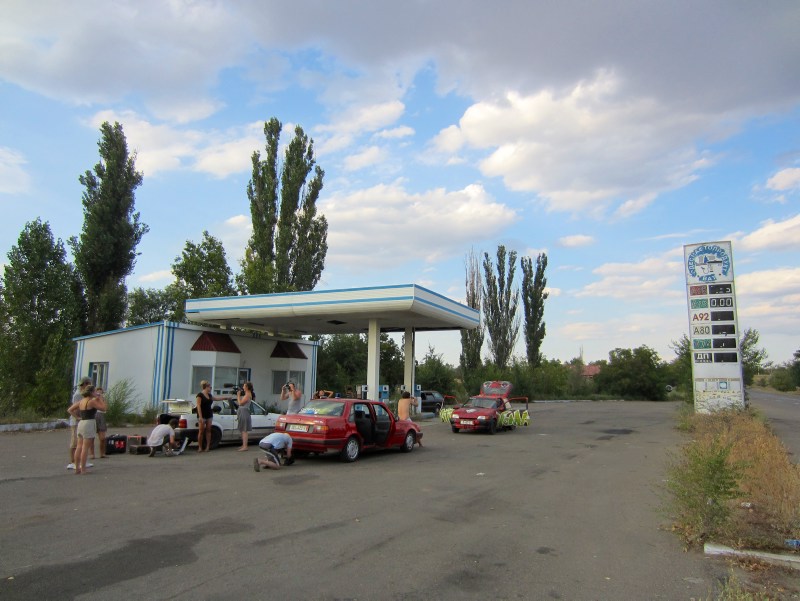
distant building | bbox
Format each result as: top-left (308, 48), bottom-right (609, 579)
top-left (581, 364), bottom-right (601, 379)
top-left (73, 321), bottom-right (317, 413)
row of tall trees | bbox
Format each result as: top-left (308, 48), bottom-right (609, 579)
top-left (0, 117), bottom-right (328, 416)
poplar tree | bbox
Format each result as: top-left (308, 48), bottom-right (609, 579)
top-left (482, 245), bottom-right (520, 370)
top-left (521, 252), bottom-right (548, 367)
top-left (71, 121), bottom-right (148, 334)
top-left (239, 117), bottom-right (328, 294)
top-left (460, 248), bottom-right (484, 374)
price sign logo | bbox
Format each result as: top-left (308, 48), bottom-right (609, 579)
top-left (687, 244), bottom-right (731, 282)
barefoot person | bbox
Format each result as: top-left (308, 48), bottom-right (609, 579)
top-left (236, 382), bottom-right (254, 451)
top-left (195, 380), bottom-right (214, 452)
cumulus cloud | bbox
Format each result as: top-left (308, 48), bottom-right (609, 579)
top-left (375, 126), bottom-right (414, 140)
top-left (766, 167), bottom-right (800, 192)
top-left (0, 147), bottom-right (31, 194)
top-left (441, 72), bottom-right (715, 216)
top-left (737, 214), bottom-right (800, 252)
top-left (87, 110), bottom-right (264, 178)
top-left (320, 182), bottom-right (516, 271)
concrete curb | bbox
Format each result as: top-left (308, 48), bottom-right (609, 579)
top-left (705, 542), bottom-right (800, 570)
top-left (0, 420), bottom-right (68, 433)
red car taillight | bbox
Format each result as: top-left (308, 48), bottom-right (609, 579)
top-left (179, 418), bottom-right (187, 428)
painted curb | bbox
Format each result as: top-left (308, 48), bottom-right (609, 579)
top-left (705, 542), bottom-right (800, 570)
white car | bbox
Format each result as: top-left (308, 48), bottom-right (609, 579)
top-left (158, 398), bottom-right (280, 449)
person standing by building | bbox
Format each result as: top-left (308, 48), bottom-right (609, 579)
top-left (236, 382), bottom-right (254, 451)
top-left (281, 382), bottom-right (303, 414)
top-left (67, 385), bottom-right (107, 475)
top-left (196, 380), bottom-right (214, 452)
top-left (67, 377), bottom-right (93, 470)
top-left (93, 387), bottom-right (108, 459)
top-left (398, 390), bottom-right (414, 420)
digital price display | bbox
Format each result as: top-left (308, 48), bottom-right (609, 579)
top-left (711, 310), bottom-right (735, 322)
top-left (709, 297), bottom-right (733, 308)
top-left (712, 324), bottom-right (735, 335)
top-left (713, 338), bottom-right (737, 349)
top-left (708, 284), bottom-right (732, 295)
top-left (713, 352), bottom-right (738, 363)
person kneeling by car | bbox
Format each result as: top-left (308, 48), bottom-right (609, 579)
top-left (254, 432), bottom-right (295, 471)
top-left (147, 418), bottom-right (180, 457)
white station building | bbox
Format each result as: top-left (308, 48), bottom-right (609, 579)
top-left (72, 284), bottom-right (479, 413)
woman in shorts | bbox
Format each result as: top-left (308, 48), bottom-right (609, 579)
top-left (196, 380), bottom-right (214, 452)
top-left (67, 385), bottom-right (107, 474)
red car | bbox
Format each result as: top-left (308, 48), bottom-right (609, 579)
top-left (450, 380), bottom-right (515, 434)
top-left (275, 398), bottom-right (423, 462)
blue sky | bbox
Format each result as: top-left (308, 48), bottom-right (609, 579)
top-left (1, 1), bottom-right (799, 367)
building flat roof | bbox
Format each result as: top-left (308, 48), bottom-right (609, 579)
top-left (184, 284), bottom-right (479, 335)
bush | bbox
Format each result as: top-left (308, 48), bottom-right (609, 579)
top-left (665, 436), bottom-right (743, 544)
top-left (769, 368), bottom-right (796, 392)
top-left (104, 379), bottom-right (139, 426)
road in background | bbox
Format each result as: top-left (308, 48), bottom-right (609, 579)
top-left (747, 388), bottom-right (800, 460)
top-left (0, 401), bottom-right (730, 600)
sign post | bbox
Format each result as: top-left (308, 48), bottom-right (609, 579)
top-left (683, 241), bottom-right (745, 413)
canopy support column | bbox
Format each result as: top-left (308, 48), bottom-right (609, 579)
top-left (403, 327), bottom-right (416, 410)
top-left (366, 319), bottom-right (381, 400)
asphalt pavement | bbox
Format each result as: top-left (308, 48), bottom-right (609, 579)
top-left (0, 400), bottom-right (769, 600)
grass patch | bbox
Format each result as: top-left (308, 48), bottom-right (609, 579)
top-left (664, 407), bottom-right (800, 550)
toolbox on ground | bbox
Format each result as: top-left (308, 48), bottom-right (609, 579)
top-left (104, 434), bottom-right (128, 454)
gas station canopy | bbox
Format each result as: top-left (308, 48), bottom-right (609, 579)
top-left (185, 284), bottom-right (479, 400)
top-left (185, 284), bottom-right (479, 336)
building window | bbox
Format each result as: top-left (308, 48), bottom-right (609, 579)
top-left (89, 362), bottom-right (109, 390)
top-left (191, 366), bottom-right (213, 396)
top-left (191, 366), bottom-right (251, 397)
top-left (272, 370), bottom-right (306, 395)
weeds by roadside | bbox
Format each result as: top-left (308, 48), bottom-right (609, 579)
top-left (664, 407), bottom-right (800, 550)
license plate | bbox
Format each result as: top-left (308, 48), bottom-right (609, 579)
top-left (460, 419), bottom-right (474, 425)
top-left (287, 424), bottom-right (308, 432)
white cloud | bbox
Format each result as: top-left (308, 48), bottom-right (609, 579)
top-left (320, 182), bottom-right (516, 271)
top-left (343, 145), bottom-right (386, 172)
top-left (138, 269), bottom-right (172, 284)
top-left (738, 214), bottom-right (800, 252)
top-left (766, 167), bottom-right (800, 192)
top-left (576, 256), bottom-right (684, 301)
top-left (558, 235), bottom-right (594, 248)
top-left (0, 147), bottom-right (31, 194)
top-left (375, 126), bottom-right (414, 140)
top-left (736, 267), bottom-right (800, 298)
top-left (88, 111), bottom-right (265, 178)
